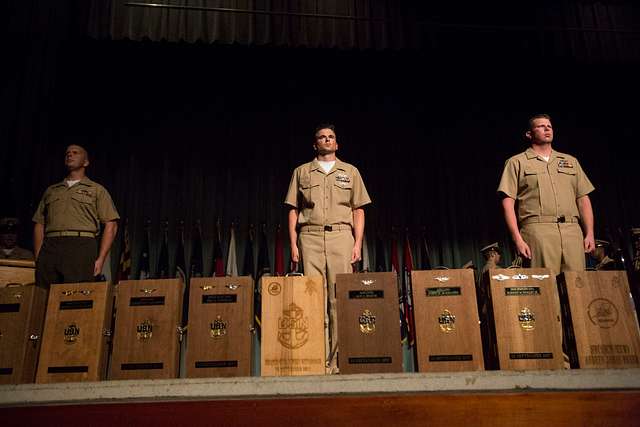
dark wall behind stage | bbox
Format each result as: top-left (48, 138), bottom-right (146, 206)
top-left (1, 1), bottom-right (639, 276)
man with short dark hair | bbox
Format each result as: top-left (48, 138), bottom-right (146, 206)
top-left (0, 217), bottom-right (34, 260)
top-left (33, 145), bottom-right (119, 287)
top-left (285, 124), bottom-right (371, 373)
top-left (590, 239), bottom-right (616, 270)
top-left (498, 114), bottom-right (595, 276)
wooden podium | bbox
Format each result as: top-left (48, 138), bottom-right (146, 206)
top-left (36, 282), bottom-right (113, 383)
top-left (186, 276), bottom-right (254, 378)
top-left (411, 269), bottom-right (484, 372)
top-left (0, 283), bottom-right (48, 384)
top-left (110, 279), bottom-right (183, 380)
top-left (335, 272), bottom-right (402, 374)
top-left (0, 259), bottom-right (35, 287)
top-left (486, 268), bottom-right (564, 370)
top-left (558, 271), bottom-right (640, 369)
top-left (261, 275), bottom-right (325, 376)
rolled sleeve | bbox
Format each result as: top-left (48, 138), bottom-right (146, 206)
top-left (497, 158), bottom-right (519, 199)
top-left (96, 187), bottom-right (120, 223)
top-left (574, 159), bottom-right (595, 198)
top-left (350, 167), bottom-right (372, 209)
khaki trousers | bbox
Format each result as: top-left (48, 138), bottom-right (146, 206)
top-left (299, 229), bottom-right (354, 370)
top-left (521, 222), bottom-right (585, 276)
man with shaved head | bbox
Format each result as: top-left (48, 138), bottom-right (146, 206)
top-left (33, 145), bottom-right (119, 287)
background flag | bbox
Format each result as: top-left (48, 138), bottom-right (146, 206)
top-left (403, 231), bottom-right (416, 347)
top-left (375, 232), bottom-right (387, 272)
top-left (190, 221), bottom-right (204, 278)
top-left (390, 230), bottom-right (408, 344)
top-left (226, 223), bottom-right (239, 277)
top-left (175, 220), bottom-right (186, 280)
top-left (212, 218), bottom-right (225, 277)
top-left (138, 220), bottom-right (151, 280)
top-left (420, 226), bottom-right (433, 270)
top-left (254, 223), bottom-right (271, 336)
top-left (243, 224), bottom-right (255, 277)
top-left (157, 220), bottom-right (169, 279)
top-left (361, 233), bottom-right (371, 272)
top-left (118, 218), bottom-right (131, 281)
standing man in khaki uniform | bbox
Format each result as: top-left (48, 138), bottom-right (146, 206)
top-left (33, 145), bottom-right (119, 287)
top-left (498, 114), bottom-right (595, 276)
top-left (285, 124), bottom-right (371, 373)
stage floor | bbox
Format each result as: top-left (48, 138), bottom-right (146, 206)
top-left (2, 368), bottom-right (639, 407)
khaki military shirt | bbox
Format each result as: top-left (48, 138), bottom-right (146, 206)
top-left (32, 177), bottom-right (120, 234)
top-left (285, 158), bottom-right (371, 227)
top-left (498, 148), bottom-right (594, 223)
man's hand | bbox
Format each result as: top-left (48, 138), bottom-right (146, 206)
top-left (290, 243), bottom-right (300, 263)
top-left (515, 237), bottom-right (532, 259)
top-left (351, 245), bottom-right (361, 264)
top-left (584, 233), bottom-right (595, 253)
top-left (94, 257), bottom-right (105, 277)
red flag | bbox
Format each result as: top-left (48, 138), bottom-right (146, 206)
top-left (275, 224), bottom-right (285, 276)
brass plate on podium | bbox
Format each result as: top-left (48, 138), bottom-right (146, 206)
top-left (0, 284), bottom-right (48, 384)
top-left (110, 279), bottom-right (183, 380)
top-left (36, 282), bottom-right (112, 383)
top-left (261, 276), bottom-right (325, 376)
top-left (0, 259), bottom-right (35, 287)
top-left (412, 269), bottom-right (484, 372)
top-left (186, 276), bottom-right (253, 377)
top-left (488, 268), bottom-right (563, 370)
top-left (559, 271), bottom-right (640, 368)
top-left (336, 272), bottom-right (402, 374)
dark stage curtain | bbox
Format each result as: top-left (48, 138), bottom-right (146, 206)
top-left (93, 0), bottom-right (415, 50)
top-left (2, 1), bottom-right (639, 278)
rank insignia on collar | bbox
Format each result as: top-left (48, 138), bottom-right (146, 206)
top-left (558, 160), bottom-right (574, 168)
top-left (335, 173), bottom-right (351, 183)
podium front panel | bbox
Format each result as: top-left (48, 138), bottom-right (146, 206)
top-left (110, 279), bottom-right (183, 380)
top-left (0, 284), bottom-right (48, 384)
top-left (261, 276), bottom-right (325, 376)
top-left (186, 277), bottom-right (253, 378)
top-left (412, 269), bottom-right (484, 372)
top-left (0, 260), bottom-right (36, 287)
top-left (488, 268), bottom-right (563, 370)
top-left (560, 271), bottom-right (640, 368)
top-left (36, 282), bottom-right (112, 383)
top-left (336, 272), bottom-right (402, 374)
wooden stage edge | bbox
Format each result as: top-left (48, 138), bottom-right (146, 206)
top-left (1, 370), bottom-right (640, 426)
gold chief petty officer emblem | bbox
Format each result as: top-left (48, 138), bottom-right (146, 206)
top-left (518, 307), bottom-right (536, 331)
top-left (210, 315), bottom-right (228, 338)
top-left (359, 310), bottom-right (376, 334)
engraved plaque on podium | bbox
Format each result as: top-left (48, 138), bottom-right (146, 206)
top-left (261, 276), bottom-right (325, 376)
top-left (487, 268), bottom-right (563, 370)
top-left (411, 269), bottom-right (484, 372)
top-left (559, 271), bottom-right (640, 368)
top-left (0, 284), bottom-right (48, 384)
top-left (110, 279), bottom-right (183, 380)
top-left (186, 276), bottom-right (253, 377)
top-left (336, 272), bottom-right (402, 374)
top-left (36, 282), bottom-right (113, 383)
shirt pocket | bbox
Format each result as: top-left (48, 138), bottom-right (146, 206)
top-left (71, 192), bottom-right (96, 206)
top-left (299, 178), bottom-right (319, 208)
top-left (43, 194), bottom-right (62, 216)
top-left (523, 167), bottom-right (540, 190)
top-left (333, 180), bottom-right (353, 206)
top-left (557, 167), bottom-right (577, 194)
